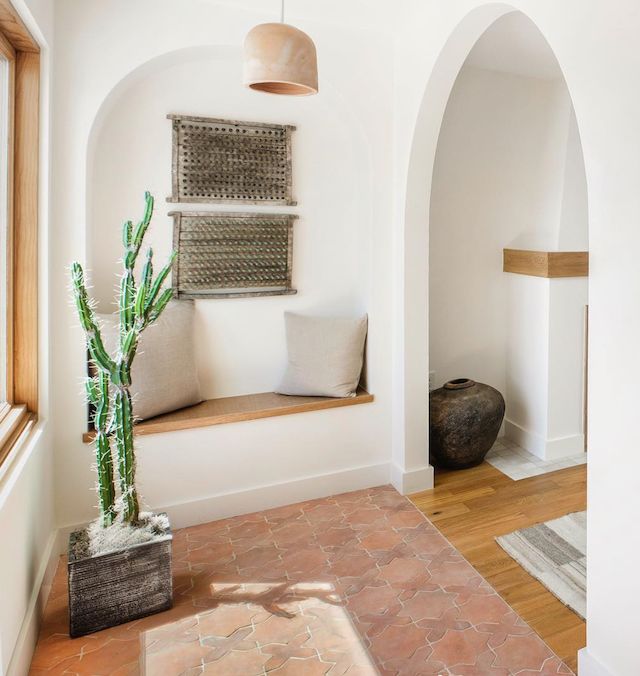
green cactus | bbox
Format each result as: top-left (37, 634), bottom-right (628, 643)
top-left (71, 192), bottom-right (176, 526)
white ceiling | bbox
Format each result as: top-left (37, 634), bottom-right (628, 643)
top-left (210, 0), bottom-right (391, 32)
top-left (465, 12), bottom-right (563, 80)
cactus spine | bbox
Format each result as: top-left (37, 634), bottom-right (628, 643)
top-left (71, 192), bottom-right (176, 526)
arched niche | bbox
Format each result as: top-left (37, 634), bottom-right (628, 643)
top-left (85, 44), bottom-right (375, 400)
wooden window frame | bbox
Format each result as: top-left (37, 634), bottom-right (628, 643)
top-left (0, 0), bottom-right (39, 467)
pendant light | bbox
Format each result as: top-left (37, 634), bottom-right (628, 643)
top-left (243, 0), bottom-right (318, 96)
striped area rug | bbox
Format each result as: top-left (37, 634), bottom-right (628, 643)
top-left (496, 511), bottom-right (586, 619)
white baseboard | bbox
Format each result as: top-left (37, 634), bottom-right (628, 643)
top-left (578, 648), bottom-right (614, 676)
top-left (57, 461), bottom-right (392, 542)
top-left (504, 419), bottom-right (584, 461)
top-left (390, 463), bottom-right (434, 495)
top-left (504, 419), bottom-right (545, 458)
top-left (161, 462), bottom-right (391, 528)
top-left (545, 433), bottom-right (585, 460)
top-left (7, 529), bottom-right (60, 676)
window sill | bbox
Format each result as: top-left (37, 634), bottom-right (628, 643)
top-left (82, 388), bottom-right (374, 443)
top-left (0, 403), bottom-right (36, 467)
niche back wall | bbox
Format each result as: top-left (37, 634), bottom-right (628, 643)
top-left (88, 49), bottom-right (371, 398)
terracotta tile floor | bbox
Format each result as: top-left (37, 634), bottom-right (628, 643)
top-left (30, 486), bottom-right (572, 675)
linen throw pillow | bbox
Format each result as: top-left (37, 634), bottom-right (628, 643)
top-left (277, 312), bottom-right (368, 398)
top-left (97, 300), bottom-right (202, 420)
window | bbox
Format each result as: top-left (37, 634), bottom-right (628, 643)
top-left (0, 1), bottom-right (39, 466)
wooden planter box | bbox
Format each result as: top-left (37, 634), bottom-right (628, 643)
top-left (68, 520), bottom-right (173, 637)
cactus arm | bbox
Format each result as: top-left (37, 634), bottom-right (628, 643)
top-left (87, 332), bottom-right (115, 375)
top-left (144, 251), bottom-right (177, 314)
top-left (123, 192), bottom-right (153, 270)
top-left (85, 377), bottom-right (99, 404)
top-left (71, 262), bottom-right (116, 376)
top-left (122, 220), bottom-right (133, 249)
top-left (114, 388), bottom-right (139, 523)
top-left (141, 248), bottom-right (153, 296)
top-left (147, 288), bottom-right (173, 325)
top-left (93, 372), bottom-right (109, 431)
top-left (119, 271), bottom-right (135, 336)
top-left (121, 328), bottom-right (136, 359)
top-left (134, 282), bottom-right (146, 324)
top-left (121, 328), bottom-right (139, 374)
top-left (132, 191), bottom-right (154, 249)
top-left (124, 192), bottom-right (153, 270)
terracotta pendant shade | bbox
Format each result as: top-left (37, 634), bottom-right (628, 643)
top-left (243, 22), bottom-right (318, 96)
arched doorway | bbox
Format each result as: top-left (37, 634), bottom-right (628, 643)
top-left (429, 12), bottom-right (588, 476)
top-left (395, 4), bottom-right (590, 490)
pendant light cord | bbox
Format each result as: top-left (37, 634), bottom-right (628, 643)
top-left (280, 0), bottom-right (285, 23)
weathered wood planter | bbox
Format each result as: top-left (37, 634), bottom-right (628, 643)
top-left (68, 519), bottom-right (173, 637)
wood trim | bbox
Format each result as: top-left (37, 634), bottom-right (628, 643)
top-left (3, 45), bottom-right (14, 402)
top-left (0, 402), bottom-right (29, 465)
top-left (83, 388), bottom-right (375, 442)
top-left (166, 113), bottom-right (297, 131)
top-left (0, 1), bottom-right (38, 53)
top-left (503, 249), bottom-right (589, 278)
top-left (12, 49), bottom-right (39, 412)
top-left (0, 4), bottom-right (40, 467)
top-left (0, 24), bottom-right (15, 59)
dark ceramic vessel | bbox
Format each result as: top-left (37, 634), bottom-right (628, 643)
top-left (429, 378), bottom-right (505, 469)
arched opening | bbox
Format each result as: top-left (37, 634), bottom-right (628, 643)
top-left (401, 8), bottom-right (589, 667)
top-left (429, 12), bottom-right (588, 477)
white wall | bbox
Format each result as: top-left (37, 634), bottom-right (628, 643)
top-left (429, 65), bottom-right (588, 460)
top-left (51, 0), bottom-right (394, 529)
top-left (547, 277), bottom-right (588, 445)
top-left (546, 108), bottom-right (589, 452)
top-left (0, 432), bottom-right (55, 676)
top-left (0, 1), bottom-right (56, 674)
top-left (558, 111), bottom-right (589, 250)
top-left (429, 66), bottom-right (569, 392)
top-left (393, 2), bottom-right (640, 673)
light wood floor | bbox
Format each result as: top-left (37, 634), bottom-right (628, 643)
top-left (410, 461), bottom-right (586, 673)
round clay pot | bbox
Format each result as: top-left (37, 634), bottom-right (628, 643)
top-left (429, 378), bottom-right (505, 470)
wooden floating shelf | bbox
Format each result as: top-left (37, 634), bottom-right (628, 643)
top-left (503, 249), bottom-right (589, 278)
top-left (82, 388), bottom-right (374, 443)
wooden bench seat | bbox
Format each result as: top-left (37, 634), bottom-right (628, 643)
top-left (82, 388), bottom-right (374, 442)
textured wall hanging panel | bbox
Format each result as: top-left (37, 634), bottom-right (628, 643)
top-left (168, 114), bottom-right (296, 205)
top-left (171, 211), bottom-right (298, 299)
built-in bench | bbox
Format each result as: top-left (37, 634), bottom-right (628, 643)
top-left (82, 388), bottom-right (374, 443)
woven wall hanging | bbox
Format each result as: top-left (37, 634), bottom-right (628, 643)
top-left (170, 211), bottom-right (298, 299)
top-left (167, 114), bottom-right (296, 205)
